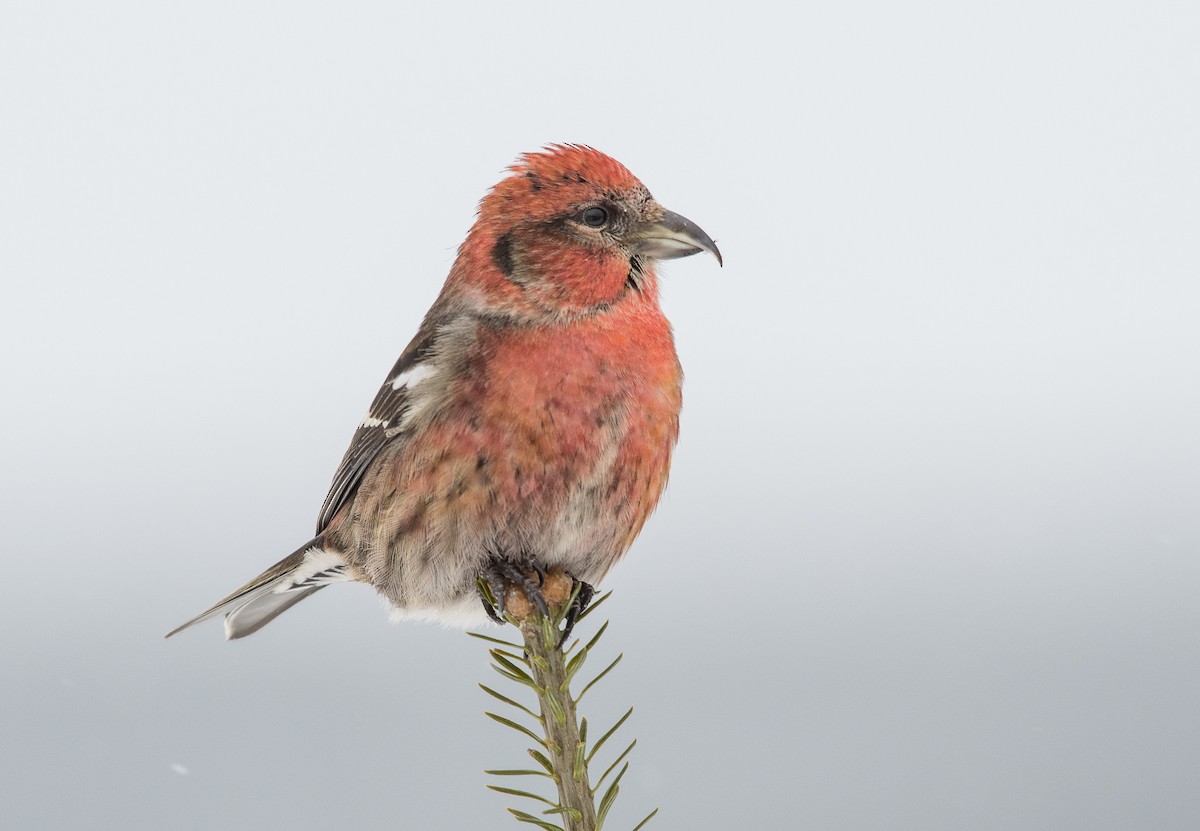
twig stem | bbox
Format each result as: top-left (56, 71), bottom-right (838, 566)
top-left (519, 617), bottom-right (597, 831)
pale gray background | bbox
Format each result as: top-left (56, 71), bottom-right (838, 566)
top-left (2, 2), bottom-right (1197, 829)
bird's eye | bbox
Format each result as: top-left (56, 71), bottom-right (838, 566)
top-left (581, 206), bottom-right (609, 228)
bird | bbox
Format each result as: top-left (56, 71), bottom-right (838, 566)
top-left (166, 144), bottom-right (721, 641)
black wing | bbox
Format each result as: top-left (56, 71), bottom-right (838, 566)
top-left (315, 326), bottom-right (439, 533)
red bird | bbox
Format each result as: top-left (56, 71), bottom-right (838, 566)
top-left (167, 145), bottom-right (721, 641)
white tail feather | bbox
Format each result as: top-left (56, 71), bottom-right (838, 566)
top-left (166, 544), bottom-right (350, 640)
top-left (223, 584), bottom-right (323, 639)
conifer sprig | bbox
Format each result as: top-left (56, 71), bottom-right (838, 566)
top-left (472, 578), bottom-right (656, 831)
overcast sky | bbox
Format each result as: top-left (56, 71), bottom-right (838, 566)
top-left (2, 2), bottom-right (1198, 829)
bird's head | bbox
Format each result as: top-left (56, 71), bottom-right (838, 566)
top-left (451, 145), bottom-right (721, 323)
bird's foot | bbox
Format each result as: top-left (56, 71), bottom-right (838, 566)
top-left (558, 579), bottom-right (595, 648)
top-left (480, 555), bottom-right (550, 620)
top-left (478, 556), bottom-right (590, 643)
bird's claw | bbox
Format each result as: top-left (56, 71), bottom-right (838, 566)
top-left (558, 579), bottom-right (595, 648)
top-left (480, 594), bottom-right (505, 624)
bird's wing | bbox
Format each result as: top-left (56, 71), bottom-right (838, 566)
top-left (315, 324), bottom-right (441, 533)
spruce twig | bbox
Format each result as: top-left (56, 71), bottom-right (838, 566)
top-left (477, 573), bottom-right (655, 831)
top-left (516, 606), bottom-right (597, 830)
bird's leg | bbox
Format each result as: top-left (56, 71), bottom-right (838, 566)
top-left (480, 553), bottom-right (550, 619)
top-left (557, 578), bottom-right (595, 647)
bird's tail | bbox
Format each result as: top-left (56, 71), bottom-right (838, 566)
top-left (165, 540), bottom-right (351, 640)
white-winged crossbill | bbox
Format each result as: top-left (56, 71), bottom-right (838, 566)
top-left (167, 145), bottom-right (721, 640)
